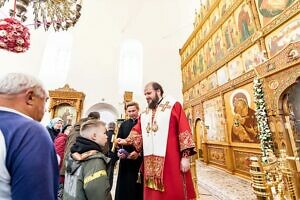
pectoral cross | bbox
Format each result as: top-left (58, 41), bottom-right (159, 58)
top-left (159, 101), bottom-right (171, 111)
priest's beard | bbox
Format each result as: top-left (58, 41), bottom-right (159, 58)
top-left (148, 94), bottom-right (159, 109)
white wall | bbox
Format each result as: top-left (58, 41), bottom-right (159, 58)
top-left (0, 0), bottom-right (198, 122)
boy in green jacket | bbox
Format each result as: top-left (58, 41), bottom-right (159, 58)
top-left (64, 120), bottom-right (112, 200)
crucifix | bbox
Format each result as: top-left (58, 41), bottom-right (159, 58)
top-left (159, 101), bottom-right (171, 111)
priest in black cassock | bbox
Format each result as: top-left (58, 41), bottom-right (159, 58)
top-left (115, 101), bottom-right (143, 200)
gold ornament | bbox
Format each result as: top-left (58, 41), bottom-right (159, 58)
top-left (152, 120), bottom-right (158, 132)
top-left (146, 121), bottom-right (159, 135)
top-left (146, 122), bottom-right (151, 133)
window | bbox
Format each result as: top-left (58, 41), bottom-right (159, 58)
top-left (39, 32), bottom-right (73, 89)
top-left (118, 39), bottom-right (143, 95)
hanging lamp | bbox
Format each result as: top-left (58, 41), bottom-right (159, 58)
top-left (0, 0), bottom-right (82, 31)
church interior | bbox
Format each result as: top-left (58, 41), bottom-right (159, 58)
top-left (1, 0), bottom-right (300, 199)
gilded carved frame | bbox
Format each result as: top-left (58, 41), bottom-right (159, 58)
top-left (180, 0), bottom-right (300, 93)
top-left (256, 42), bottom-right (300, 195)
top-left (48, 84), bottom-right (85, 125)
top-left (256, 42), bottom-right (300, 115)
top-left (181, 0), bottom-right (300, 179)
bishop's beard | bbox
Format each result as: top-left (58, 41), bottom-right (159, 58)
top-left (148, 94), bottom-right (159, 109)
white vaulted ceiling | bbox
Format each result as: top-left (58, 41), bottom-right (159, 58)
top-left (0, 0), bottom-right (198, 122)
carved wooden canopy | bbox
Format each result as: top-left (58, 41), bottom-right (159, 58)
top-left (256, 41), bottom-right (300, 115)
top-left (48, 84), bottom-right (85, 123)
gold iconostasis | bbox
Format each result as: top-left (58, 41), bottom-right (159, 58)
top-left (180, 0), bottom-right (300, 182)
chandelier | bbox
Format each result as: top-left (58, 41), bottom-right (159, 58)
top-left (0, 0), bottom-right (82, 31)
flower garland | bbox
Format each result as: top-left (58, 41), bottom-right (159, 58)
top-left (0, 0), bottom-right (82, 53)
top-left (0, 18), bottom-right (30, 53)
top-left (253, 77), bottom-right (274, 163)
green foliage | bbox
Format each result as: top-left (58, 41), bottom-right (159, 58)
top-left (253, 77), bottom-right (274, 163)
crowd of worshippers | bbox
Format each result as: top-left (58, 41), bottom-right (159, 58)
top-left (0, 73), bottom-right (196, 200)
top-left (48, 105), bottom-right (145, 200)
top-left (46, 106), bottom-right (144, 200)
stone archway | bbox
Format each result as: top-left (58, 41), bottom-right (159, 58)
top-left (85, 103), bottom-right (119, 125)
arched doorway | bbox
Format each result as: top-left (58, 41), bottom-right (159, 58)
top-left (277, 77), bottom-right (300, 198)
top-left (195, 118), bottom-right (204, 159)
top-left (280, 78), bottom-right (300, 162)
top-left (86, 103), bottom-right (119, 125)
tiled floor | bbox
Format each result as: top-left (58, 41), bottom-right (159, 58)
top-left (198, 186), bottom-right (218, 200)
top-left (196, 160), bottom-right (256, 200)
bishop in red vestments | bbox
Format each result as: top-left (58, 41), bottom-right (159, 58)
top-left (117, 82), bottom-right (196, 200)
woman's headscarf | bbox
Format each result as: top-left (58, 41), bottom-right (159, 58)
top-left (48, 117), bottom-right (63, 129)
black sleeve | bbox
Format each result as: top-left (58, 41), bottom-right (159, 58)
top-left (117, 122), bottom-right (125, 139)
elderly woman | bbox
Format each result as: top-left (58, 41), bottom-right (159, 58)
top-left (54, 124), bottom-right (73, 200)
top-left (46, 117), bottom-right (64, 141)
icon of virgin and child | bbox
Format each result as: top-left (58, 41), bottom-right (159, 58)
top-left (231, 91), bottom-right (259, 143)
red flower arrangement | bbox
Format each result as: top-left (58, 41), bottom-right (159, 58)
top-left (0, 18), bottom-right (30, 53)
